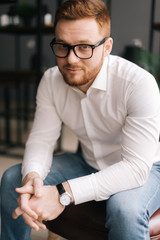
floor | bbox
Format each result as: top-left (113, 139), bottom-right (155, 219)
top-left (0, 125), bottom-right (78, 240)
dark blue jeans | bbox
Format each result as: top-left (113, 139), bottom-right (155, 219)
top-left (1, 152), bottom-right (160, 240)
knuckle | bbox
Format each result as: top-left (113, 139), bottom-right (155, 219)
top-left (22, 212), bottom-right (28, 221)
top-left (42, 214), bottom-right (48, 220)
top-left (21, 204), bottom-right (28, 212)
top-left (36, 209), bottom-right (42, 216)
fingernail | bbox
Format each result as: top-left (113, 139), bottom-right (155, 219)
top-left (35, 192), bottom-right (41, 197)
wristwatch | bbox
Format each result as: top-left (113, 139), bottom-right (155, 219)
top-left (56, 183), bottom-right (72, 206)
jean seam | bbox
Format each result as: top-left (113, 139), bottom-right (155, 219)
top-left (143, 182), bottom-right (160, 240)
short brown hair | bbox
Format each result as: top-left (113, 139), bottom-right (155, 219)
top-left (53, 0), bottom-right (111, 37)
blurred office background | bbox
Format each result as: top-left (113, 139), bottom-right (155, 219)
top-left (0, 0), bottom-right (160, 157)
top-left (0, 0), bottom-right (160, 239)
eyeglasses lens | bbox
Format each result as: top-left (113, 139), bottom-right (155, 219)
top-left (52, 44), bottom-right (93, 59)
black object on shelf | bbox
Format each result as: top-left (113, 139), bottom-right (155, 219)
top-left (149, 0), bottom-right (160, 53)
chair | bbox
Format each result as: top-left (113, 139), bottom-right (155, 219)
top-left (46, 201), bottom-right (160, 240)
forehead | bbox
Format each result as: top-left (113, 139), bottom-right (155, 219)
top-left (55, 18), bottom-right (102, 43)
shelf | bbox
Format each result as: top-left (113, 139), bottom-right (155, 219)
top-left (0, 70), bottom-right (39, 86)
top-left (0, 0), bottom-right (55, 151)
top-left (0, 25), bottom-right (54, 34)
top-left (0, 108), bottom-right (34, 119)
top-left (0, 0), bottom-right (17, 3)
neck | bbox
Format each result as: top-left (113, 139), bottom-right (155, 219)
top-left (77, 78), bottom-right (95, 93)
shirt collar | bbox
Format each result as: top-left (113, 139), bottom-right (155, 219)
top-left (88, 56), bottom-right (108, 93)
top-left (70, 56), bottom-right (109, 96)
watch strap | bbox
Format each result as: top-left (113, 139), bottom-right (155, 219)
top-left (56, 183), bottom-right (65, 195)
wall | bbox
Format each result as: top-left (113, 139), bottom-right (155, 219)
top-left (0, 0), bottom-right (159, 70)
top-left (0, 0), bottom-right (159, 147)
top-left (111, 0), bottom-right (160, 56)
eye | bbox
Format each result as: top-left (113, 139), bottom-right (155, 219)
top-left (78, 44), bottom-right (91, 51)
top-left (57, 44), bottom-right (68, 50)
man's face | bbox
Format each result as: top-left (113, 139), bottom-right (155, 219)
top-left (55, 18), bottom-right (111, 92)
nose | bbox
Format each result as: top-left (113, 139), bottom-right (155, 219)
top-left (67, 49), bottom-right (80, 64)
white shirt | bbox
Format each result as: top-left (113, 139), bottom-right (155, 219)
top-left (22, 55), bottom-right (160, 204)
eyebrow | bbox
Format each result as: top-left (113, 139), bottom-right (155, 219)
top-left (55, 38), bottom-right (94, 45)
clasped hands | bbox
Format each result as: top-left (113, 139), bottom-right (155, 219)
top-left (12, 172), bottom-right (65, 231)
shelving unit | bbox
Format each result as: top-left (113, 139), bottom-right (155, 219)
top-left (0, 25), bottom-right (54, 34)
top-left (0, 0), bottom-right (54, 157)
top-left (149, 0), bottom-right (160, 53)
top-left (0, 0), bottom-right (111, 157)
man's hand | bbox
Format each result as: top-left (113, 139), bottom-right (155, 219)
top-left (12, 172), bottom-right (45, 231)
top-left (12, 174), bottom-right (74, 231)
top-left (13, 185), bottom-right (65, 230)
top-left (29, 185), bottom-right (65, 221)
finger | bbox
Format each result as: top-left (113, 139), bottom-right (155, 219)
top-left (12, 207), bottom-right (24, 219)
top-left (20, 193), bottom-right (38, 219)
top-left (33, 178), bottom-right (43, 197)
top-left (22, 213), bottom-right (40, 231)
top-left (15, 185), bottom-right (34, 194)
top-left (35, 220), bottom-right (46, 230)
top-left (17, 195), bottom-right (20, 205)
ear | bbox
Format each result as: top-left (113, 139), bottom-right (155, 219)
top-left (104, 37), bottom-right (113, 56)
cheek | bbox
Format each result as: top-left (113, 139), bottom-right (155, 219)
top-left (56, 58), bottom-right (64, 68)
top-left (87, 53), bottom-right (102, 69)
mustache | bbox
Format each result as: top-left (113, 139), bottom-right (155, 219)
top-left (64, 64), bottom-right (84, 70)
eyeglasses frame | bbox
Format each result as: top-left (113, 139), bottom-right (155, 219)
top-left (50, 37), bottom-right (107, 59)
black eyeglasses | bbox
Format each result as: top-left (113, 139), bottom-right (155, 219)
top-left (50, 38), bottom-right (107, 59)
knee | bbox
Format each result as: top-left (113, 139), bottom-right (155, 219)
top-left (1, 164), bottom-right (22, 189)
top-left (106, 193), bottom-right (141, 225)
top-left (1, 164), bottom-right (22, 213)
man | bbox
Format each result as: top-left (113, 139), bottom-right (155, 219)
top-left (1, 0), bottom-right (160, 239)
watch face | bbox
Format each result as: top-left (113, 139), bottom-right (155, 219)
top-left (60, 193), bottom-right (72, 206)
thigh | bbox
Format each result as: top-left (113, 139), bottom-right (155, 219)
top-left (107, 161), bottom-right (160, 216)
top-left (44, 152), bottom-right (98, 186)
top-left (105, 161), bottom-right (160, 239)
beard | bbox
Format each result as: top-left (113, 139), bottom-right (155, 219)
top-left (58, 56), bottom-right (104, 88)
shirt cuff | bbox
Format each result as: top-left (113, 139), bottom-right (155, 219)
top-left (68, 173), bottom-right (98, 205)
top-left (22, 162), bottom-right (49, 180)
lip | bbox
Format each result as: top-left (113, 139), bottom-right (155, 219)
top-left (65, 67), bottom-right (82, 73)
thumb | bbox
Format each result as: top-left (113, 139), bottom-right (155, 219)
top-left (33, 178), bottom-right (43, 197)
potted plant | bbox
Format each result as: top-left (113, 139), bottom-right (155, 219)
top-left (15, 1), bottom-right (36, 26)
top-left (124, 46), bottom-right (160, 88)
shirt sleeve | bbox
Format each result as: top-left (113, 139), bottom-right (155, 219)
top-left (69, 73), bottom-right (160, 204)
top-left (22, 70), bottom-right (62, 180)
